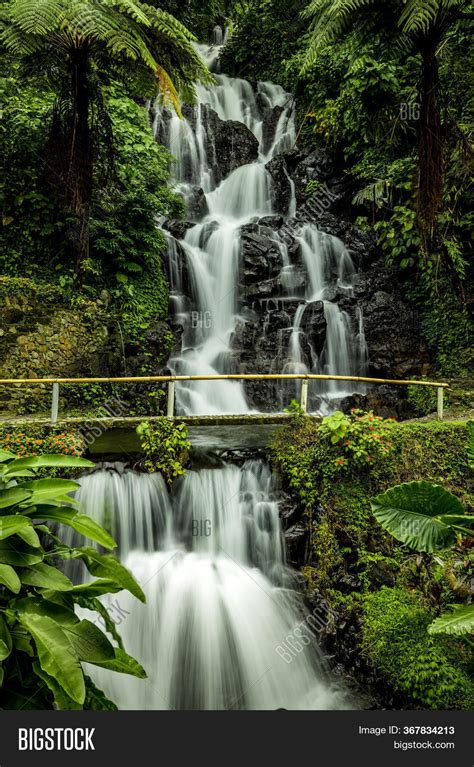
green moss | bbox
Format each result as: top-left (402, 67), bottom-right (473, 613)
top-left (0, 276), bottom-right (63, 303)
top-left (362, 588), bottom-right (474, 709)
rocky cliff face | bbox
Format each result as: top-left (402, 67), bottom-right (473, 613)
top-left (164, 149), bottom-right (428, 415)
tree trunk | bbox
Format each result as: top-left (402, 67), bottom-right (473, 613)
top-left (66, 44), bottom-right (93, 282)
top-left (417, 36), bottom-right (465, 302)
top-left (417, 38), bottom-right (443, 240)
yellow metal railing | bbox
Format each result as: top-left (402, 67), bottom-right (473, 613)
top-left (0, 373), bottom-right (449, 423)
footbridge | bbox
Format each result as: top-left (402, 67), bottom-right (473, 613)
top-left (0, 373), bottom-right (449, 425)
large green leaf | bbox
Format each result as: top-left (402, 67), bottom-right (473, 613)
top-left (10, 627), bottom-right (34, 656)
top-left (71, 579), bottom-right (123, 597)
top-left (0, 563), bottom-right (21, 593)
top-left (0, 515), bottom-right (32, 541)
top-left (63, 619), bottom-right (115, 663)
top-left (0, 615), bottom-right (12, 661)
top-left (90, 647), bottom-right (147, 678)
top-left (0, 450), bottom-right (17, 462)
top-left (0, 487), bottom-right (32, 509)
top-left (33, 662), bottom-right (83, 711)
top-left (33, 509), bottom-right (116, 550)
top-left (20, 478), bottom-right (80, 503)
top-left (83, 675), bottom-right (118, 711)
top-left (79, 548), bottom-right (145, 602)
top-left (4, 455), bottom-right (94, 475)
top-left (371, 481), bottom-right (463, 552)
top-left (0, 538), bottom-right (44, 566)
top-left (74, 595), bottom-right (124, 650)
top-left (18, 613), bottom-right (85, 704)
top-left (17, 525), bottom-right (41, 548)
top-left (16, 596), bottom-right (78, 626)
top-left (18, 563), bottom-right (73, 592)
top-left (428, 605), bottom-right (474, 636)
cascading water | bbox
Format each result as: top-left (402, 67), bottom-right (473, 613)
top-left (157, 36), bottom-right (367, 415)
top-left (74, 462), bottom-right (350, 710)
top-left (70, 30), bottom-right (366, 711)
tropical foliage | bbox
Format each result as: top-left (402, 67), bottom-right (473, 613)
top-left (371, 430), bottom-right (473, 639)
top-left (137, 418), bottom-right (190, 484)
top-left (272, 417), bottom-right (473, 707)
top-left (0, 451), bottom-right (146, 709)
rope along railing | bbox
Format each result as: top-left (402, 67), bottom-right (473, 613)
top-left (0, 374), bottom-right (449, 424)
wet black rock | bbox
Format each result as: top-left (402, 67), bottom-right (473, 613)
top-left (260, 103), bottom-right (284, 156)
top-left (258, 215), bottom-right (285, 228)
top-left (265, 155), bottom-right (294, 216)
top-left (284, 523), bottom-right (308, 565)
top-left (290, 147), bottom-right (336, 202)
top-left (355, 260), bottom-right (430, 379)
top-left (185, 186), bottom-right (208, 220)
top-left (162, 219), bottom-right (195, 240)
top-left (300, 300), bottom-right (327, 359)
top-left (192, 104), bottom-right (259, 183)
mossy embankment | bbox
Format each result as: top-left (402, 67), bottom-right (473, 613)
top-left (272, 417), bottom-right (474, 709)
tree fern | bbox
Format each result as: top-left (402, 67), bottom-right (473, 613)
top-left (1, 0), bottom-right (212, 276)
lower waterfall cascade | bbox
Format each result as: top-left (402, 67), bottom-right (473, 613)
top-left (74, 462), bottom-right (351, 710)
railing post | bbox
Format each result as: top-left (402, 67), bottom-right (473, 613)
top-left (51, 382), bottom-right (59, 424)
top-left (437, 387), bottom-right (444, 421)
top-left (167, 381), bottom-right (175, 418)
top-left (300, 378), bottom-right (309, 413)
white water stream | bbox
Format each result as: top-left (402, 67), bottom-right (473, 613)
top-left (75, 462), bottom-right (350, 710)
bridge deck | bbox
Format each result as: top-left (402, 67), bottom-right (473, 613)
top-left (0, 413), bottom-right (318, 428)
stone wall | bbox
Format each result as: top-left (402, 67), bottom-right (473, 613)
top-left (0, 278), bottom-right (112, 414)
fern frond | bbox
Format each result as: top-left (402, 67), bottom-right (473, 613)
top-left (352, 179), bottom-right (390, 208)
top-left (301, 0), bottom-right (377, 72)
top-left (5, 0), bottom-right (64, 36)
top-left (2, 0), bottom-right (212, 116)
top-left (399, 0), bottom-right (465, 34)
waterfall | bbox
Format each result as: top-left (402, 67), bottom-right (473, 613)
top-left (75, 462), bottom-right (350, 710)
top-left (159, 42), bottom-right (367, 414)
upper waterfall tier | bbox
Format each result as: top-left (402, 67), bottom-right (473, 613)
top-left (157, 42), bottom-right (368, 415)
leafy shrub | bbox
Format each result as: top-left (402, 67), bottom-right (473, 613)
top-left (137, 419), bottom-right (191, 484)
top-left (362, 587), bottom-right (473, 709)
top-left (319, 409), bottom-right (396, 473)
top-left (407, 382), bottom-right (439, 416)
top-left (0, 451), bottom-right (146, 709)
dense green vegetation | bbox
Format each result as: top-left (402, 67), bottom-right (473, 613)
top-left (0, 0), bottom-right (214, 389)
top-left (272, 415), bottom-right (473, 708)
top-left (221, 0), bottom-right (473, 378)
